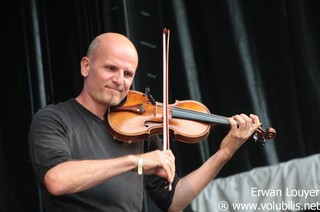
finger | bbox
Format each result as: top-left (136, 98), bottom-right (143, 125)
top-left (154, 159), bottom-right (172, 183)
top-left (233, 114), bottom-right (246, 130)
top-left (164, 158), bottom-right (174, 183)
top-left (162, 154), bottom-right (175, 183)
top-left (168, 158), bottom-right (175, 182)
top-left (240, 113), bottom-right (252, 123)
top-left (148, 150), bottom-right (174, 183)
top-left (250, 114), bottom-right (261, 128)
top-left (239, 113), bottom-right (253, 129)
top-left (227, 116), bottom-right (238, 129)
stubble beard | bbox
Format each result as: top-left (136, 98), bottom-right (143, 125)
top-left (107, 89), bottom-right (125, 106)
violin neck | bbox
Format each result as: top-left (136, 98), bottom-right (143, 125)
top-left (172, 107), bottom-right (230, 126)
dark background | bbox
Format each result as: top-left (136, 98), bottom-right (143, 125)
top-left (1, 0), bottom-right (320, 211)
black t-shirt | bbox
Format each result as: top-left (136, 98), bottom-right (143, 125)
top-left (28, 99), bottom-right (178, 212)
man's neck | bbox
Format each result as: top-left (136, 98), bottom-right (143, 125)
top-left (75, 93), bottom-right (109, 120)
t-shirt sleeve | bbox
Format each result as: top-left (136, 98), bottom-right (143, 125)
top-left (146, 174), bottom-right (180, 211)
top-left (145, 136), bottom-right (180, 211)
top-left (28, 106), bottom-right (72, 185)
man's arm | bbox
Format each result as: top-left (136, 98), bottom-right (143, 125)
top-left (44, 155), bottom-right (137, 195)
top-left (44, 149), bottom-right (175, 196)
top-left (168, 114), bottom-right (261, 211)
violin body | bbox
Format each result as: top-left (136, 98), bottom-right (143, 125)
top-left (106, 90), bottom-right (212, 143)
top-left (106, 90), bottom-right (276, 144)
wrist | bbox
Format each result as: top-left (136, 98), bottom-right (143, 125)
top-left (216, 147), bottom-right (234, 163)
top-left (219, 134), bottom-right (241, 159)
top-left (132, 154), bottom-right (143, 175)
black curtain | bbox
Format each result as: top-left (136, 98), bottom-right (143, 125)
top-left (1, 0), bottom-right (320, 211)
top-left (163, 0), bottom-right (320, 177)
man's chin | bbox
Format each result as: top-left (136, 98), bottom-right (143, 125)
top-left (109, 95), bottom-right (126, 107)
top-left (103, 89), bottom-right (126, 106)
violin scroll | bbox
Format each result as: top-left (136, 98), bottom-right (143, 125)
top-left (254, 127), bottom-right (277, 144)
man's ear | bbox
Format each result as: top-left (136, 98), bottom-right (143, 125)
top-left (80, 57), bottom-right (90, 77)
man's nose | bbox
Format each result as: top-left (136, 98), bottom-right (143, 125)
top-left (112, 70), bottom-right (124, 85)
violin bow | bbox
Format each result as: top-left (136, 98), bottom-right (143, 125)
top-left (163, 28), bottom-right (172, 191)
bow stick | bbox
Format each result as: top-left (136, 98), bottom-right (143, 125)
top-left (163, 28), bottom-right (172, 191)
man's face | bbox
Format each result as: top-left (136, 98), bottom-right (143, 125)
top-left (82, 41), bottom-right (138, 107)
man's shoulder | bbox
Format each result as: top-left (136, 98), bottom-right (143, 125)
top-left (33, 99), bottom-right (76, 121)
top-left (37, 99), bottom-right (74, 113)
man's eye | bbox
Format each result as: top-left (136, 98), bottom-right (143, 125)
top-left (124, 71), bottom-right (134, 78)
top-left (107, 66), bottom-right (116, 71)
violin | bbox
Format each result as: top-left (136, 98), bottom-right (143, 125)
top-left (106, 89), bottom-right (276, 144)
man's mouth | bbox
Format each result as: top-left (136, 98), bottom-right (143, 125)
top-left (106, 86), bottom-right (122, 93)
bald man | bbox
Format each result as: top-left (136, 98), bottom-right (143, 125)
top-left (29, 32), bottom-right (261, 211)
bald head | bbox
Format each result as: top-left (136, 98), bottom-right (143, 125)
top-left (86, 32), bottom-right (138, 63)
